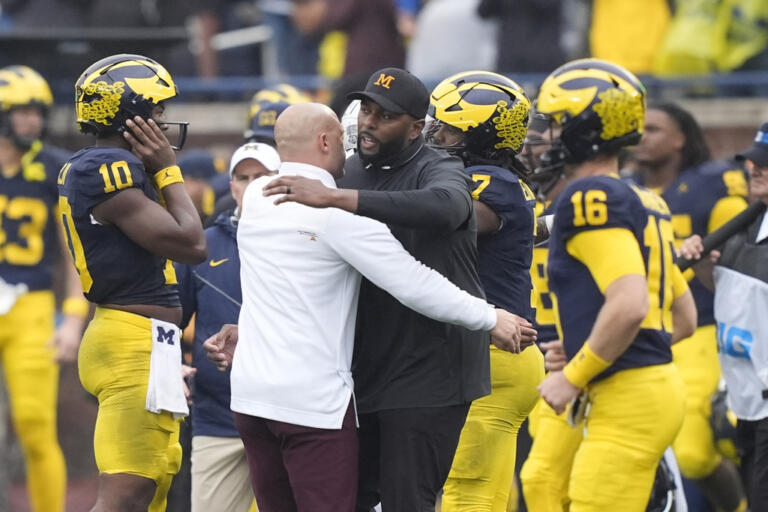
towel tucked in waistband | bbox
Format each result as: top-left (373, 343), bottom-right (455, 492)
top-left (146, 318), bottom-right (188, 419)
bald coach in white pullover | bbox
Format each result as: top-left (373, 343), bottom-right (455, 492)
top-left (205, 103), bottom-right (534, 512)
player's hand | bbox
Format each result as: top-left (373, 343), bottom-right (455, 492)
top-left (262, 176), bottom-right (337, 207)
top-left (538, 371), bottom-right (582, 415)
top-left (48, 315), bottom-right (83, 363)
top-left (203, 323), bottom-right (238, 371)
top-left (540, 340), bottom-right (567, 372)
top-left (123, 116), bottom-right (176, 173)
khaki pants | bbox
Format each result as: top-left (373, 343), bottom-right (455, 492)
top-left (191, 436), bottom-right (256, 512)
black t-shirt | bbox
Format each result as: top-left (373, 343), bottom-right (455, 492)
top-left (338, 139), bottom-right (491, 413)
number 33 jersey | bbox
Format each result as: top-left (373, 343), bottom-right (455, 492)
top-left (0, 142), bottom-right (66, 290)
top-left (57, 146), bottom-right (179, 306)
top-left (548, 175), bottom-right (687, 381)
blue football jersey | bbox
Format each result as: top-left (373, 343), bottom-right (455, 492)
top-left (657, 162), bottom-right (747, 326)
top-left (530, 202), bottom-right (559, 343)
top-left (549, 175), bottom-right (676, 381)
top-left (0, 142), bottom-right (66, 291)
top-left (57, 146), bottom-right (179, 306)
top-left (467, 165), bottom-right (536, 322)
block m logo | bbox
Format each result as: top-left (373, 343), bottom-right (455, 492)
top-left (374, 73), bottom-right (396, 89)
top-left (156, 326), bottom-right (176, 346)
top-left (258, 110), bottom-right (278, 127)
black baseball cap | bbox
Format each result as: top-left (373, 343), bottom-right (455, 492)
top-left (736, 122), bottom-right (768, 167)
top-left (347, 67), bottom-right (429, 120)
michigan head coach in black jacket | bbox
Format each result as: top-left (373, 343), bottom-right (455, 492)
top-left (263, 67), bottom-right (536, 511)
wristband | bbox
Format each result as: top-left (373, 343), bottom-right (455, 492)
top-left (62, 297), bottom-right (89, 318)
top-left (153, 165), bottom-right (184, 190)
top-left (562, 342), bottom-right (611, 389)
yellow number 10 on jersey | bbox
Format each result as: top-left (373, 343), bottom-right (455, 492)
top-left (99, 161), bottom-right (133, 193)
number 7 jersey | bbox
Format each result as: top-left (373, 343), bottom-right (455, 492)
top-left (57, 146), bottom-right (179, 306)
top-left (548, 175), bottom-right (686, 381)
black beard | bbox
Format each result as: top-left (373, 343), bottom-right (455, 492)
top-left (357, 131), bottom-right (410, 166)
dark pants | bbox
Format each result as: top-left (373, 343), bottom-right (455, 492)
top-left (355, 404), bottom-right (471, 512)
top-left (234, 401), bottom-right (358, 512)
top-left (737, 416), bottom-right (768, 511)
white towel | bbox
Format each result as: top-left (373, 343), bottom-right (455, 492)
top-left (145, 318), bottom-right (189, 419)
top-left (0, 277), bottom-right (28, 315)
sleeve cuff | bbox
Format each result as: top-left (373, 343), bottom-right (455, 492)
top-left (484, 305), bottom-right (497, 331)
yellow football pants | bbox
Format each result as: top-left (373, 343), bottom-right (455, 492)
top-left (442, 345), bottom-right (545, 512)
top-left (671, 324), bottom-right (722, 479)
top-left (520, 397), bottom-right (583, 512)
top-left (79, 307), bottom-right (182, 510)
top-left (569, 364), bottom-right (685, 512)
top-left (0, 291), bottom-right (65, 512)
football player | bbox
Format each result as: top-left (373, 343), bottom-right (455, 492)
top-left (58, 54), bottom-right (206, 511)
top-left (521, 95), bottom-right (695, 512)
top-left (536, 59), bottom-right (697, 511)
top-left (424, 71), bottom-right (544, 511)
top-left (243, 83), bottom-right (311, 145)
top-left (0, 65), bottom-right (87, 512)
top-left (519, 114), bottom-right (584, 512)
top-left (631, 102), bottom-right (748, 512)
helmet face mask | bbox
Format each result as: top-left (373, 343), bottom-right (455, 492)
top-left (522, 114), bottom-right (569, 198)
top-left (75, 54), bottom-right (188, 150)
top-left (0, 65), bottom-right (53, 149)
top-left (423, 115), bottom-right (466, 155)
top-left (341, 99), bottom-right (361, 156)
top-left (158, 121), bottom-right (189, 151)
top-left (427, 71), bottom-right (531, 171)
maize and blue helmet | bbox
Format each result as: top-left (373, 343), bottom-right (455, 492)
top-left (426, 70), bottom-right (531, 171)
top-left (75, 53), bottom-right (188, 149)
top-left (0, 65), bottom-right (53, 148)
top-left (535, 58), bottom-right (646, 168)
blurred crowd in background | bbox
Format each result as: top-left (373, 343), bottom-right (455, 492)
top-left (0, 0), bottom-right (767, 511)
top-left (0, 0), bottom-right (766, 98)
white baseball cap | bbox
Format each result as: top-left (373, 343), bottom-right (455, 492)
top-left (229, 142), bottom-right (281, 177)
